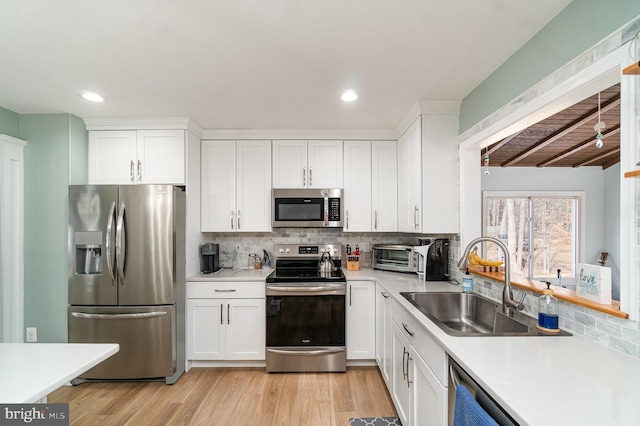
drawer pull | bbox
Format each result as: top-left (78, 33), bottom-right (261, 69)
top-left (402, 322), bottom-right (415, 337)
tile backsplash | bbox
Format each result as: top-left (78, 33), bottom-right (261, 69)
top-left (203, 229), bottom-right (455, 269)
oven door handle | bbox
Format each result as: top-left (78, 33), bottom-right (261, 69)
top-left (266, 285), bottom-right (346, 296)
top-left (267, 348), bottom-right (345, 356)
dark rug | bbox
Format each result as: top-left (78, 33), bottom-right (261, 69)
top-left (348, 417), bottom-right (402, 426)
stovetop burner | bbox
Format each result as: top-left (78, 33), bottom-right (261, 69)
top-left (266, 244), bottom-right (345, 284)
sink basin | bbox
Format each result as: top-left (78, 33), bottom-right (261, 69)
top-left (401, 292), bottom-right (571, 337)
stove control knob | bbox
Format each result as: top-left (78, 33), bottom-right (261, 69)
top-left (285, 248), bottom-right (291, 253)
top-left (278, 248), bottom-right (285, 254)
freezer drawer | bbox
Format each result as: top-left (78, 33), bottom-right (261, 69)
top-left (68, 305), bottom-right (176, 380)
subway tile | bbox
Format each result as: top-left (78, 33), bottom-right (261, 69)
top-left (608, 336), bottom-right (639, 358)
top-left (563, 319), bottom-right (584, 335)
top-left (596, 318), bottom-right (622, 337)
top-left (574, 311), bottom-right (596, 328)
top-left (584, 327), bottom-right (608, 345)
top-left (622, 327), bottom-right (640, 345)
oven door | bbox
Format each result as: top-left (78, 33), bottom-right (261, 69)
top-left (266, 284), bottom-right (346, 372)
top-left (266, 284), bottom-right (345, 347)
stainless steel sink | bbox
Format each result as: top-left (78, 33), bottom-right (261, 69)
top-left (401, 292), bottom-right (571, 337)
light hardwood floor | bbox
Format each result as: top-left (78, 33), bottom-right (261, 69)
top-left (48, 367), bottom-right (397, 426)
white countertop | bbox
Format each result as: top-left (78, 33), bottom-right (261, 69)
top-left (345, 269), bottom-right (640, 426)
top-left (0, 343), bottom-right (119, 403)
top-left (188, 267), bottom-right (273, 282)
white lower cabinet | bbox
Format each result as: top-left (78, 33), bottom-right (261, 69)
top-left (391, 302), bottom-right (447, 426)
top-left (186, 282), bottom-right (265, 361)
top-left (347, 280), bottom-right (376, 359)
top-left (375, 284), bottom-right (392, 385)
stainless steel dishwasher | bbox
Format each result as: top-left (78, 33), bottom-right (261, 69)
top-left (448, 357), bottom-right (519, 426)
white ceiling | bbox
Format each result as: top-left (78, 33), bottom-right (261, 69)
top-left (0, 0), bottom-right (572, 130)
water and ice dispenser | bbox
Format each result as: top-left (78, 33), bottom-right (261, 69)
top-left (74, 231), bottom-right (102, 275)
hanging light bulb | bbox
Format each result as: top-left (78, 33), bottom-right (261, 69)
top-left (594, 92), bottom-right (605, 149)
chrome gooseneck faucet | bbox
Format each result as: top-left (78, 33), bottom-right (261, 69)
top-left (457, 236), bottom-right (525, 314)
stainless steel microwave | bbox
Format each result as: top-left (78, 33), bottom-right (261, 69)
top-left (272, 188), bottom-right (343, 228)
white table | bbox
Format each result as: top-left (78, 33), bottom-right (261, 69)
top-left (0, 343), bottom-right (119, 403)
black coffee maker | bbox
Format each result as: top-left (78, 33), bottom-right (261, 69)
top-left (201, 243), bottom-right (221, 274)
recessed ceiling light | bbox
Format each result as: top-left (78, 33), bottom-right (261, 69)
top-left (341, 90), bottom-right (358, 102)
top-left (81, 92), bottom-right (104, 103)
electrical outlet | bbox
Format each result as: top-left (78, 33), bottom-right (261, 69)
top-left (235, 243), bottom-right (242, 253)
top-left (26, 327), bottom-right (37, 342)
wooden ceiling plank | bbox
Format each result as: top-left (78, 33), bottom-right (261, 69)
top-left (537, 125), bottom-right (621, 167)
top-left (572, 147), bottom-right (620, 167)
top-left (486, 131), bottom-right (523, 156)
top-left (501, 95), bottom-right (621, 166)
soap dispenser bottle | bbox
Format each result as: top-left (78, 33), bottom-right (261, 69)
top-left (537, 281), bottom-right (560, 333)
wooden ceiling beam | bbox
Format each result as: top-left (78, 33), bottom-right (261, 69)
top-left (572, 147), bottom-right (620, 167)
top-left (501, 95), bottom-right (621, 166)
top-left (536, 124), bottom-right (621, 167)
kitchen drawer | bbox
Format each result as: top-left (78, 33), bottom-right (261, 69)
top-left (392, 300), bottom-right (447, 385)
top-left (186, 281), bottom-right (265, 299)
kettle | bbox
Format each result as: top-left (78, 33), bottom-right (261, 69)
top-left (318, 252), bottom-right (335, 275)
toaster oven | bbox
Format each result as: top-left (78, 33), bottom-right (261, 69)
top-left (372, 245), bottom-right (419, 273)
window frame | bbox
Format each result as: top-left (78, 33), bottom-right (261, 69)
top-left (482, 190), bottom-right (586, 282)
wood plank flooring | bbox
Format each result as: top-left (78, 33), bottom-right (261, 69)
top-left (48, 367), bottom-right (397, 426)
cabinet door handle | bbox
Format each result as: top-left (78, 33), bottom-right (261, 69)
top-left (309, 167), bottom-right (313, 186)
top-left (220, 303), bottom-right (223, 325)
top-left (230, 210), bottom-right (234, 230)
top-left (227, 303), bottom-right (230, 325)
top-left (303, 167), bottom-right (306, 186)
top-left (414, 206), bottom-right (419, 229)
top-left (402, 347), bottom-right (408, 381)
top-left (346, 210), bottom-right (349, 230)
top-left (214, 289), bottom-right (237, 293)
top-left (137, 160), bottom-right (142, 182)
top-left (402, 322), bottom-right (415, 337)
top-left (349, 284), bottom-right (352, 306)
top-left (237, 210), bottom-right (241, 230)
top-left (374, 210), bottom-right (378, 230)
top-left (130, 160), bottom-right (135, 182)
top-left (407, 355), bottom-right (413, 387)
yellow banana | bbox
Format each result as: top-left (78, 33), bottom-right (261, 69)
top-left (467, 247), bottom-right (480, 265)
top-left (477, 257), bottom-right (503, 267)
top-left (467, 246), bottom-right (503, 267)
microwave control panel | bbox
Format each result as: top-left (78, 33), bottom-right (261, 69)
top-left (328, 198), bottom-right (341, 221)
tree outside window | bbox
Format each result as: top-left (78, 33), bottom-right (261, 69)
top-left (483, 192), bottom-right (580, 285)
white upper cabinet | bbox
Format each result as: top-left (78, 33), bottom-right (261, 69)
top-left (343, 141), bottom-right (372, 232)
top-left (272, 140), bottom-right (343, 188)
top-left (397, 118), bottom-right (422, 233)
top-left (421, 113), bottom-right (459, 233)
top-left (344, 140), bottom-right (397, 233)
top-left (201, 140), bottom-right (271, 232)
top-left (372, 140), bottom-right (397, 232)
top-left (88, 130), bottom-right (185, 185)
top-left (396, 107), bottom-right (459, 234)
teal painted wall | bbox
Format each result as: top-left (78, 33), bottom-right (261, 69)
top-left (68, 114), bottom-right (88, 185)
top-left (19, 114), bottom-right (87, 343)
top-left (0, 106), bottom-right (20, 138)
top-left (460, 0), bottom-right (640, 132)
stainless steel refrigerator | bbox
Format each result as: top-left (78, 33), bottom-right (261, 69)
top-left (67, 185), bottom-right (185, 384)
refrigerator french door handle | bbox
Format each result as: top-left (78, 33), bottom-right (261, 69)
top-left (116, 201), bottom-right (126, 286)
top-left (71, 311), bottom-right (168, 320)
top-left (105, 201), bottom-right (116, 286)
